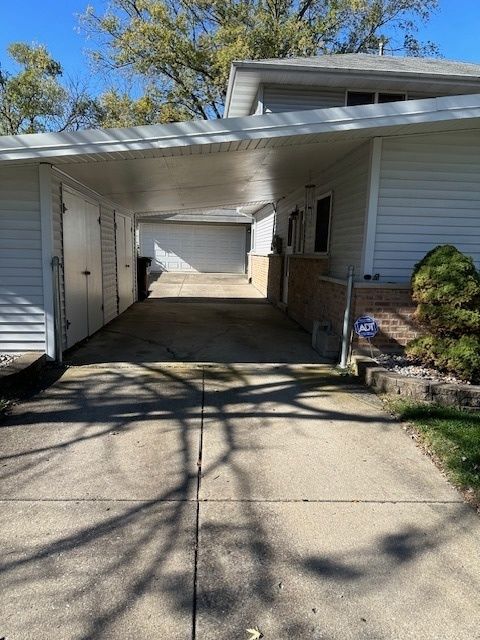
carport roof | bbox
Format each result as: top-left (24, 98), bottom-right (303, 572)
top-left (1, 93), bottom-right (480, 212)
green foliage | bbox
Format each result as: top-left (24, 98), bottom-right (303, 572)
top-left (0, 43), bottom-right (97, 134)
top-left (81, 0), bottom-right (439, 123)
top-left (407, 245), bottom-right (480, 381)
top-left (406, 335), bottom-right (480, 382)
top-left (389, 399), bottom-right (480, 504)
top-left (94, 88), bottom-right (191, 128)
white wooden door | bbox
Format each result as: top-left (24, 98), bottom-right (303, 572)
top-left (116, 213), bottom-right (134, 314)
top-left (63, 190), bottom-right (88, 348)
top-left (63, 189), bottom-right (103, 349)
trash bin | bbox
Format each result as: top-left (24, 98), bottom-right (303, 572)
top-left (137, 256), bottom-right (152, 301)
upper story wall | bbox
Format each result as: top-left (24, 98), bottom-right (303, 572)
top-left (372, 130), bottom-right (480, 283)
top-left (255, 84), bottom-right (455, 115)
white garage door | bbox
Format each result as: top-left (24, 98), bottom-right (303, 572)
top-left (140, 223), bottom-right (246, 273)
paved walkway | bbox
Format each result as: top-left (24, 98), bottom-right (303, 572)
top-left (1, 274), bottom-right (479, 639)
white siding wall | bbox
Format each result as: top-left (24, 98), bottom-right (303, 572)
top-left (273, 142), bottom-right (370, 279)
top-left (308, 143), bottom-right (370, 278)
top-left (373, 131), bottom-right (480, 282)
top-left (0, 165), bottom-right (45, 352)
top-left (263, 86), bottom-right (346, 113)
top-left (253, 204), bottom-right (274, 254)
top-left (101, 204), bottom-right (118, 324)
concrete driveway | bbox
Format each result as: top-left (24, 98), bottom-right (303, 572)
top-left (1, 274), bottom-right (479, 639)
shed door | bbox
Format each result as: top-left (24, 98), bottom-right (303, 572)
top-left (63, 189), bottom-right (103, 349)
top-left (140, 223), bottom-right (246, 273)
top-left (116, 213), bottom-right (134, 314)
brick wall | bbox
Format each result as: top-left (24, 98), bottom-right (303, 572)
top-left (252, 252), bottom-right (419, 355)
top-left (352, 286), bottom-right (419, 352)
top-left (286, 257), bottom-right (330, 331)
top-left (250, 253), bottom-right (282, 304)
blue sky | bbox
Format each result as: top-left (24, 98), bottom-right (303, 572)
top-left (0, 0), bottom-right (479, 86)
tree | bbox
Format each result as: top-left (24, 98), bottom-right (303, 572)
top-left (0, 42), bottom-right (97, 135)
top-left (82, 0), bottom-right (439, 123)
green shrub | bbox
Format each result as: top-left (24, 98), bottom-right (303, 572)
top-left (406, 335), bottom-right (480, 381)
top-left (411, 245), bottom-right (480, 336)
top-left (407, 245), bottom-right (480, 382)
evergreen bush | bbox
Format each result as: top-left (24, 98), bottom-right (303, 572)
top-left (405, 245), bottom-right (480, 382)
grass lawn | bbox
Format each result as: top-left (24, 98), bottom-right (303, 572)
top-left (388, 400), bottom-right (480, 508)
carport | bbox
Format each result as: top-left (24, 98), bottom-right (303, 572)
top-left (2, 100), bottom-right (480, 640)
top-left (1, 94), bottom-right (480, 358)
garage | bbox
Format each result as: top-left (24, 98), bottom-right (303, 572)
top-left (140, 222), bottom-right (247, 273)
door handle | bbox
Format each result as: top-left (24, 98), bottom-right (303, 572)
top-left (125, 264), bottom-right (130, 268)
top-left (82, 270), bottom-right (91, 275)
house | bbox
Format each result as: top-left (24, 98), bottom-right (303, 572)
top-left (1, 53), bottom-right (480, 359)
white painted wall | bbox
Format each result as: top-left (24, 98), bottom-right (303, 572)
top-left (373, 131), bottom-right (480, 282)
top-left (252, 204), bottom-right (274, 254)
top-left (0, 165), bottom-right (45, 352)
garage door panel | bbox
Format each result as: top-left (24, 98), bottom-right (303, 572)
top-left (142, 223), bottom-right (246, 273)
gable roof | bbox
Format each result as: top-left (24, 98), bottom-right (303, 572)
top-left (235, 54), bottom-right (480, 78)
top-left (225, 53), bottom-right (480, 117)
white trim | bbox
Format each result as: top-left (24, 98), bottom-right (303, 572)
top-left (255, 85), bottom-right (264, 115)
top-left (361, 138), bottom-right (382, 276)
top-left (39, 163), bottom-right (56, 360)
top-left (2, 93), bottom-right (480, 162)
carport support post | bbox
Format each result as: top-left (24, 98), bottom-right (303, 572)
top-left (39, 163), bottom-right (56, 361)
top-left (339, 265), bottom-right (354, 369)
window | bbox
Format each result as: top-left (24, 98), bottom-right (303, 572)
top-left (378, 92), bottom-right (407, 103)
top-left (346, 91), bottom-right (406, 106)
top-left (314, 194), bottom-right (332, 253)
top-left (287, 216), bottom-right (293, 247)
top-left (346, 91), bottom-right (375, 106)
top-left (296, 210), bottom-right (304, 253)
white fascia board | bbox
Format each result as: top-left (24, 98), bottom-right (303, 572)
top-left (224, 63), bottom-right (238, 118)
top-left (39, 163), bottom-right (56, 360)
top-left (1, 93), bottom-right (480, 162)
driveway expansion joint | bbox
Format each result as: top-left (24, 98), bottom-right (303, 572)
top-left (192, 365), bottom-right (205, 640)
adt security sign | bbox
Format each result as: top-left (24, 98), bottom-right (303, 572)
top-left (354, 315), bottom-right (379, 339)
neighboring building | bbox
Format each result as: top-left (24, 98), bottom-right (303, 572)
top-left (138, 209), bottom-right (251, 274)
top-left (1, 53), bottom-right (480, 357)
